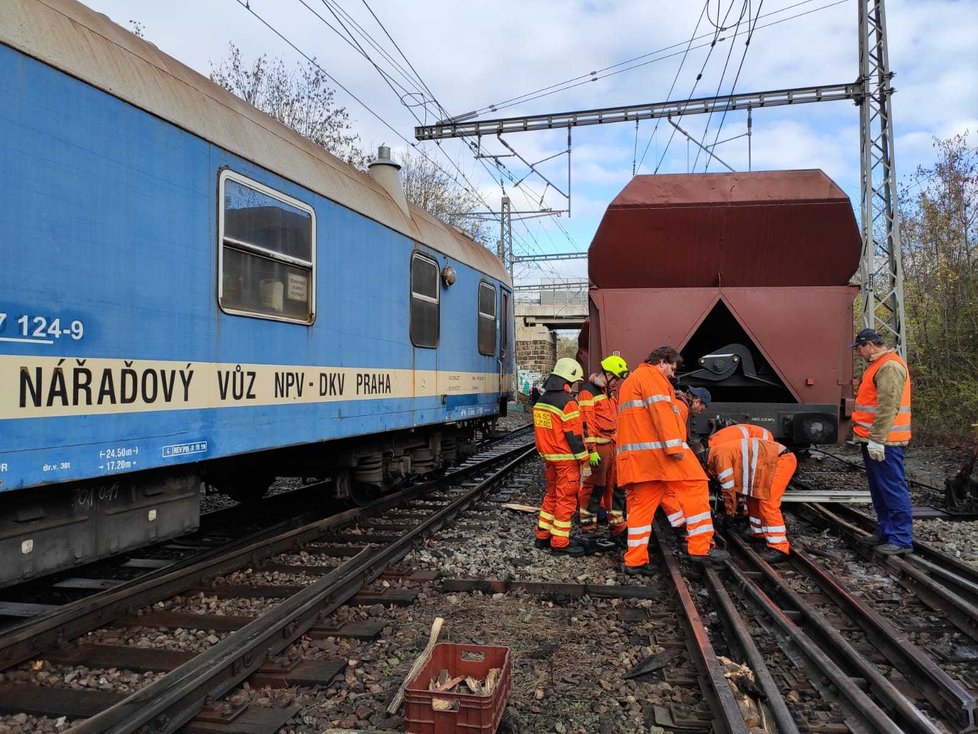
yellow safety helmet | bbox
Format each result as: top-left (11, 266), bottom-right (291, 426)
top-left (552, 358), bottom-right (584, 384)
top-left (600, 355), bottom-right (629, 379)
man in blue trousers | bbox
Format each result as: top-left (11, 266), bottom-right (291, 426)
top-left (849, 328), bottom-right (913, 555)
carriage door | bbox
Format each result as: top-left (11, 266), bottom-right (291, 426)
top-left (499, 289), bottom-right (513, 399)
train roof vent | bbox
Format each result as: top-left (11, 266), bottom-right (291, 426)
top-left (368, 145), bottom-right (411, 221)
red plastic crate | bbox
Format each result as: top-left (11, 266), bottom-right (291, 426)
top-left (403, 642), bottom-right (512, 734)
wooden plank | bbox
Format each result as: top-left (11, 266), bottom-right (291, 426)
top-left (0, 601), bottom-right (62, 618)
top-left (308, 619), bottom-right (386, 640)
top-left (187, 705), bottom-right (300, 734)
top-left (0, 684), bottom-right (124, 717)
top-left (248, 659), bottom-right (345, 689)
top-left (46, 644), bottom-right (194, 672)
top-left (121, 558), bottom-right (173, 569)
top-left (50, 578), bottom-right (124, 591)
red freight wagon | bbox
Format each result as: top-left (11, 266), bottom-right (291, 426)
top-left (584, 170), bottom-right (861, 445)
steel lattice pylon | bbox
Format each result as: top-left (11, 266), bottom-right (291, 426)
top-left (858, 0), bottom-right (907, 357)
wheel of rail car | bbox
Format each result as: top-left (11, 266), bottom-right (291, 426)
top-left (347, 482), bottom-right (383, 507)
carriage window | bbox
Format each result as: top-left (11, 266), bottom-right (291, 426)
top-left (478, 282), bottom-right (496, 356)
top-left (411, 253), bottom-right (439, 348)
top-left (219, 171), bottom-right (315, 323)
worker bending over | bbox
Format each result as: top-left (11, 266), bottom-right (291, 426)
top-left (706, 437), bottom-right (796, 564)
top-left (577, 356), bottom-right (630, 546)
top-left (616, 347), bottom-right (729, 577)
top-left (532, 358), bottom-right (590, 557)
top-left (660, 386), bottom-right (712, 533)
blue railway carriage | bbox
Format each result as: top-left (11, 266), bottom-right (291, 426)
top-left (0, 0), bottom-right (514, 586)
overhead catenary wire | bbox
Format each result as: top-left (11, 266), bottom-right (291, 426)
top-left (233, 0), bottom-right (500, 244)
top-left (702, 0), bottom-right (766, 171)
top-left (463, 0), bottom-right (849, 121)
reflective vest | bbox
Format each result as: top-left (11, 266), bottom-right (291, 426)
top-left (616, 363), bottom-right (707, 484)
top-left (852, 352), bottom-right (912, 443)
top-left (533, 383), bottom-right (588, 462)
top-left (709, 423), bottom-right (774, 449)
top-left (708, 438), bottom-right (790, 501)
top-left (578, 381), bottom-right (618, 445)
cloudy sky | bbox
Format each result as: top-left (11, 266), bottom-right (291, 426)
top-left (80, 0), bottom-right (977, 284)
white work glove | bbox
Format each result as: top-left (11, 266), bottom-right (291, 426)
top-left (867, 441), bottom-right (885, 462)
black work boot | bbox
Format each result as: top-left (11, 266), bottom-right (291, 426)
top-left (551, 542), bottom-right (587, 557)
top-left (758, 548), bottom-right (790, 564)
top-left (623, 562), bottom-right (656, 577)
top-left (689, 548), bottom-right (731, 564)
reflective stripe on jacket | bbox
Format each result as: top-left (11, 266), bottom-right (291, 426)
top-left (578, 381), bottom-right (618, 445)
top-left (708, 423), bottom-right (774, 449)
top-left (852, 351), bottom-right (912, 444)
top-left (707, 438), bottom-right (790, 503)
top-left (533, 377), bottom-right (588, 462)
top-left (616, 362), bottom-right (707, 484)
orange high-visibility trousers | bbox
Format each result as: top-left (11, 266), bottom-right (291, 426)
top-left (660, 491), bottom-right (686, 529)
top-left (578, 442), bottom-right (615, 530)
top-left (746, 452), bottom-right (795, 554)
top-left (624, 479), bottom-right (715, 566)
top-left (537, 461), bottom-right (581, 549)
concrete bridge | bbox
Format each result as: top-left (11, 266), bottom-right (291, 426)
top-left (514, 281), bottom-right (588, 396)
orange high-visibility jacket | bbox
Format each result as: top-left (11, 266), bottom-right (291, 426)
top-left (852, 352), bottom-right (912, 443)
top-left (708, 423), bottom-right (774, 449)
top-left (708, 438), bottom-right (791, 503)
top-left (578, 381), bottom-right (618, 445)
top-left (616, 362), bottom-right (707, 484)
top-left (533, 376), bottom-right (588, 462)
top-left (675, 397), bottom-right (689, 441)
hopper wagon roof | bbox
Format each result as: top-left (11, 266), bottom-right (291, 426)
top-left (589, 170), bottom-right (860, 288)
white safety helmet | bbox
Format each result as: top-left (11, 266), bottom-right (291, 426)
top-left (552, 358), bottom-right (584, 384)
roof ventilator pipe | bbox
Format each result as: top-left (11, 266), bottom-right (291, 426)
top-left (368, 145), bottom-right (411, 220)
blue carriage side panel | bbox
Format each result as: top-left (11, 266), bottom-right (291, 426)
top-left (0, 42), bottom-right (503, 493)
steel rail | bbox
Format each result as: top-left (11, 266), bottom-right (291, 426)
top-left (0, 438), bottom-right (535, 672)
top-left (66, 446), bottom-right (537, 733)
top-left (651, 520), bottom-right (749, 734)
top-left (790, 546), bottom-right (975, 730)
top-left (726, 533), bottom-right (943, 734)
top-left (722, 550), bottom-right (908, 733)
top-left (807, 503), bottom-right (978, 642)
top-left (701, 565), bottom-right (801, 734)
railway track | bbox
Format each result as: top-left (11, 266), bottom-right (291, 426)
top-left (0, 430), bottom-right (975, 733)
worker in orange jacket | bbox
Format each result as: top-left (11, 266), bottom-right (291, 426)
top-left (616, 347), bottom-right (729, 576)
top-left (707, 422), bottom-right (776, 521)
top-left (660, 386), bottom-right (712, 532)
top-left (707, 437), bottom-right (797, 563)
top-left (532, 358), bottom-right (590, 557)
top-left (708, 422), bottom-right (774, 449)
top-left (577, 356), bottom-right (630, 545)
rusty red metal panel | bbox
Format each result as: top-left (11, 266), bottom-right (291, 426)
top-left (589, 170), bottom-right (860, 289)
top-left (591, 287), bottom-right (856, 406)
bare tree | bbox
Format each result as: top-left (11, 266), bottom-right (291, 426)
top-left (210, 45), bottom-right (492, 248)
top-left (210, 44), bottom-right (367, 168)
top-left (899, 132), bottom-right (978, 439)
top-left (397, 149), bottom-right (492, 246)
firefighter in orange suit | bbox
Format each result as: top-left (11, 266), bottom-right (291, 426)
top-left (616, 347), bottom-right (729, 576)
top-left (707, 437), bottom-right (796, 563)
top-left (577, 356), bottom-right (630, 544)
top-left (708, 422), bottom-right (774, 449)
top-left (660, 386), bottom-right (712, 533)
top-left (532, 358), bottom-right (590, 557)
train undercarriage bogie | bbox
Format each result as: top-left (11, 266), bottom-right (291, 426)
top-left (0, 469), bottom-right (200, 589)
